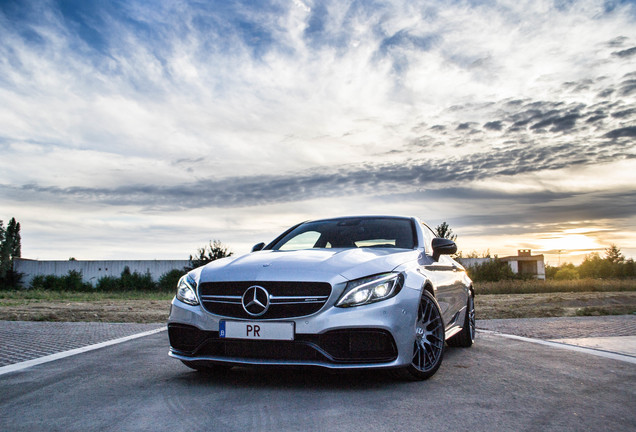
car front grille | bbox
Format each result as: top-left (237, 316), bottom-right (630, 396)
top-left (198, 281), bottom-right (332, 319)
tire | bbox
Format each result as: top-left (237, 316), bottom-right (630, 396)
top-left (393, 290), bottom-right (445, 381)
top-left (180, 360), bottom-right (232, 374)
top-left (447, 293), bottom-right (475, 348)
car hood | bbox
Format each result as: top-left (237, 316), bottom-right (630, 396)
top-left (199, 248), bottom-right (420, 284)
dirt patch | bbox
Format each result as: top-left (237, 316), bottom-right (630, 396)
top-left (476, 291), bottom-right (636, 319)
top-left (0, 291), bottom-right (634, 322)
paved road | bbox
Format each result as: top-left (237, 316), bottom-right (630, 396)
top-left (0, 321), bottom-right (164, 366)
top-left (1, 330), bottom-right (635, 431)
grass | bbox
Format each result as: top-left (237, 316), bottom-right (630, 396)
top-left (474, 278), bottom-right (636, 295)
top-left (1, 281), bottom-right (635, 322)
top-left (0, 289), bottom-right (174, 305)
top-left (1, 278), bottom-right (635, 302)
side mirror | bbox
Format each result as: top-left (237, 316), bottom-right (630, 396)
top-left (431, 238), bottom-right (457, 261)
top-left (251, 242), bottom-right (266, 252)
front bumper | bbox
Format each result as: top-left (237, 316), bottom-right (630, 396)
top-left (168, 283), bottom-right (422, 369)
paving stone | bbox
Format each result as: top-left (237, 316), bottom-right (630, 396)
top-left (477, 315), bottom-right (636, 339)
top-left (0, 321), bottom-right (164, 367)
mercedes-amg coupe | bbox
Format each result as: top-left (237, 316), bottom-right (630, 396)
top-left (168, 215), bottom-right (475, 380)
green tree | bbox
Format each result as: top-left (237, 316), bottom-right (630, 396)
top-left (604, 244), bottom-right (624, 265)
top-left (188, 239), bottom-right (233, 269)
top-left (624, 258), bottom-right (635, 278)
top-left (545, 264), bottom-right (559, 279)
top-left (578, 253), bottom-right (607, 278)
top-left (554, 265), bottom-right (579, 280)
top-left (0, 217), bottom-right (22, 287)
top-left (435, 221), bottom-right (457, 241)
top-left (158, 269), bottom-right (185, 291)
top-left (466, 257), bottom-right (517, 282)
top-left (547, 263), bottom-right (579, 280)
top-left (578, 246), bottom-right (630, 278)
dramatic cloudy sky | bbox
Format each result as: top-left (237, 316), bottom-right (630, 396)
top-left (1, 0), bottom-right (635, 264)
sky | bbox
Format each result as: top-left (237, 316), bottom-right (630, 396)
top-left (0, 0), bottom-right (635, 265)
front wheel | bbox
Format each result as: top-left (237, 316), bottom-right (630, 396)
top-left (393, 290), bottom-right (445, 381)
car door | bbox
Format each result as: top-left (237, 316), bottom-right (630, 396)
top-left (420, 254), bottom-right (461, 326)
top-left (418, 223), bottom-right (463, 326)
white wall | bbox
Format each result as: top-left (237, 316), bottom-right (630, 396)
top-left (457, 258), bottom-right (491, 268)
top-left (537, 260), bottom-right (546, 280)
top-left (14, 258), bottom-right (190, 286)
top-left (507, 260), bottom-right (519, 273)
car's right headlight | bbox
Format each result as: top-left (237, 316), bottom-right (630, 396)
top-left (176, 274), bottom-right (199, 306)
top-left (336, 273), bottom-right (404, 307)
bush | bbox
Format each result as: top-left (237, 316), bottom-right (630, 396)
top-left (63, 270), bottom-right (92, 291)
top-left (119, 267), bottom-right (155, 291)
top-left (30, 270), bottom-right (92, 291)
top-left (0, 269), bottom-right (23, 290)
top-left (95, 276), bottom-right (121, 291)
top-left (95, 267), bottom-right (155, 291)
top-left (27, 266), bottom-right (188, 292)
top-left (158, 269), bottom-right (184, 291)
top-left (554, 266), bottom-right (578, 280)
top-left (467, 258), bottom-right (518, 282)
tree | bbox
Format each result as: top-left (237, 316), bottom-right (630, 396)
top-left (0, 217), bottom-right (21, 276)
top-left (188, 239), bottom-right (233, 269)
top-left (0, 217), bottom-right (22, 288)
top-left (579, 246), bottom-right (630, 278)
top-left (435, 221), bottom-right (457, 241)
top-left (605, 244), bottom-right (624, 264)
top-left (578, 252), bottom-right (609, 278)
top-left (554, 264), bottom-right (579, 280)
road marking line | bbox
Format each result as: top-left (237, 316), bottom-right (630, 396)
top-left (478, 329), bottom-right (636, 365)
top-left (0, 327), bottom-right (166, 376)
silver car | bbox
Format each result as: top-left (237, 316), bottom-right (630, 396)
top-left (168, 215), bottom-right (475, 380)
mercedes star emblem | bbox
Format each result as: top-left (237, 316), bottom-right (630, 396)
top-left (242, 285), bottom-right (270, 316)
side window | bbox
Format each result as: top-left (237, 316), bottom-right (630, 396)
top-left (420, 223), bottom-right (435, 255)
top-left (278, 231), bottom-right (321, 251)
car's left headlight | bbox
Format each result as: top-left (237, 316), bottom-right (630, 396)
top-left (336, 273), bottom-right (404, 307)
top-left (176, 274), bottom-right (199, 306)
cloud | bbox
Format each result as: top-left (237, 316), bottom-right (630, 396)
top-left (4, 122), bottom-right (634, 211)
top-left (1, 0), bottom-right (635, 259)
top-left (604, 126), bottom-right (636, 138)
top-left (612, 46), bottom-right (636, 57)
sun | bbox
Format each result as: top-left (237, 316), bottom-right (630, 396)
top-left (535, 227), bottom-right (608, 264)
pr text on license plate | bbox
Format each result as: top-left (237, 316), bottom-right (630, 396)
top-left (219, 320), bottom-right (294, 340)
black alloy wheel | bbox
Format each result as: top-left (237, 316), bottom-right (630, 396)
top-left (395, 290), bottom-right (445, 380)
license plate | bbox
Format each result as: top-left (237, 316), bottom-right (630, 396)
top-left (219, 320), bottom-right (294, 341)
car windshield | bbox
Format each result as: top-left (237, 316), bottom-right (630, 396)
top-left (270, 217), bottom-right (416, 251)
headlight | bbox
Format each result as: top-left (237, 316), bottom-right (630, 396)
top-left (336, 273), bottom-right (403, 307)
top-left (176, 274), bottom-right (199, 306)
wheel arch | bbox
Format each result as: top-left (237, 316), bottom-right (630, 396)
top-left (422, 281), bottom-right (435, 297)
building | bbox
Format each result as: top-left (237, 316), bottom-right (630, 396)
top-left (14, 258), bottom-right (191, 287)
top-left (458, 249), bottom-right (546, 280)
top-left (500, 249), bottom-right (546, 280)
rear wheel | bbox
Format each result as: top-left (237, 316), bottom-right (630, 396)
top-left (393, 290), bottom-right (445, 380)
top-left (447, 294), bottom-right (475, 348)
